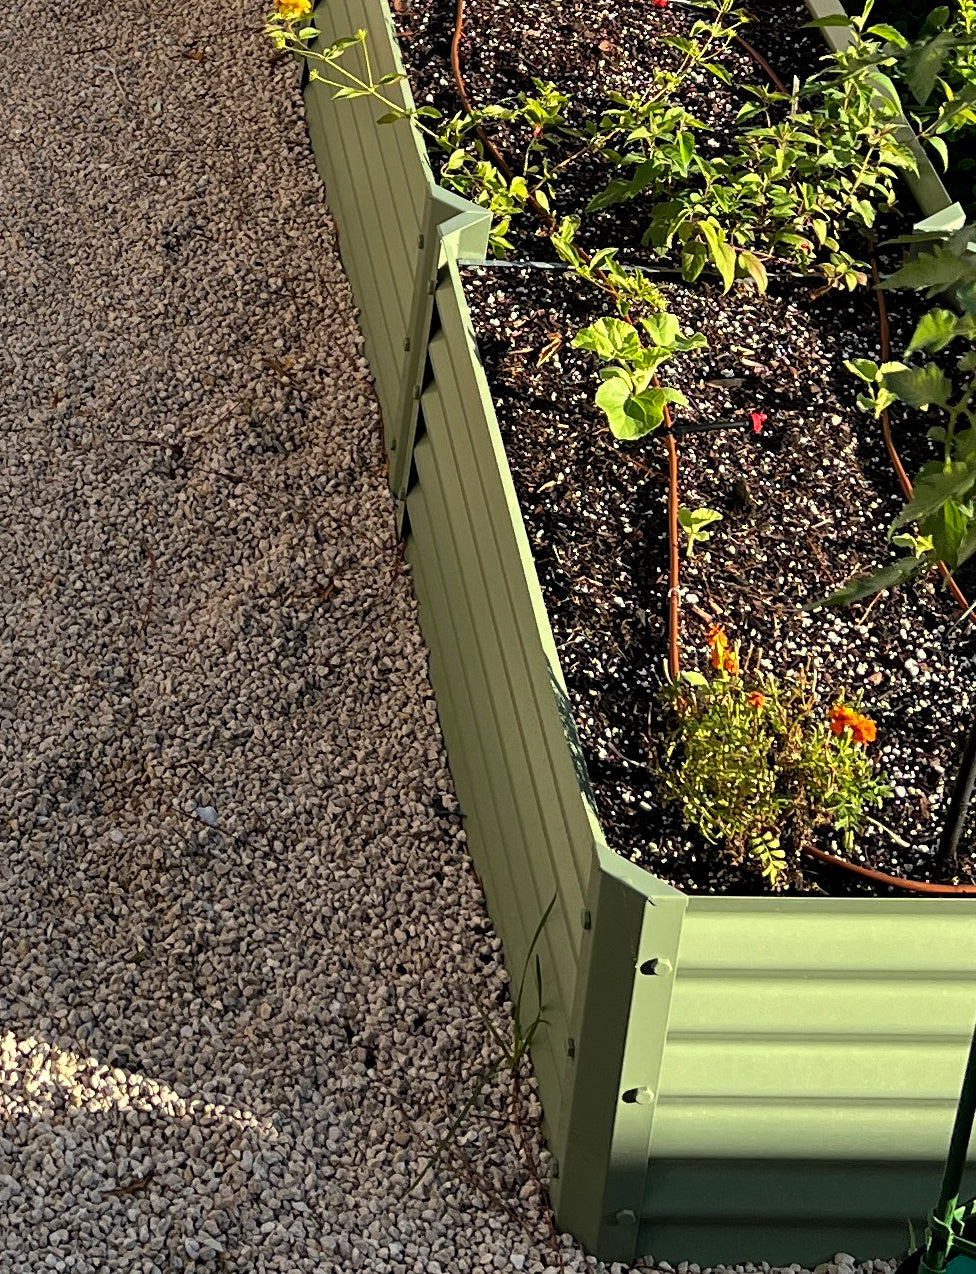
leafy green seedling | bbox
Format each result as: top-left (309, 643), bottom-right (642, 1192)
top-left (678, 507), bottom-right (723, 556)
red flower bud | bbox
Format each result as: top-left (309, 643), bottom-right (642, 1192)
top-left (749, 410), bottom-right (767, 434)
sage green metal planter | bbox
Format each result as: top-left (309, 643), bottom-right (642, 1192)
top-left (300, 1), bottom-right (976, 1264)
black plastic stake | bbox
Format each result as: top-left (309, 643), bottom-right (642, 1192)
top-left (920, 1009), bottom-right (976, 1274)
top-left (937, 718), bottom-right (976, 869)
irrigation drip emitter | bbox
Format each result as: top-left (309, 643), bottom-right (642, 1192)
top-left (444, 0), bottom-right (976, 891)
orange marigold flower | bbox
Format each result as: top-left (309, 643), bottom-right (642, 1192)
top-left (829, 703), bottom-right (877, 746)
top-left (746, 691), bottom-right (765, 711)
top-left (706, 624), bottom-right (739, 676)
top-left (275, 0), bottom-right (312, 19)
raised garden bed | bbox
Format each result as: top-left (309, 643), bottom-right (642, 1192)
top-left (291, 0), bottom-right (976, 1263)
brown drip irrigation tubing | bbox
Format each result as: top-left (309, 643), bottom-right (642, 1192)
top-left (803, 843), bottom-right (976, 892)
top-left (446, 0), bottom-right (975, 891)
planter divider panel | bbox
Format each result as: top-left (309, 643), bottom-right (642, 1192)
top-left (299, 0), bottom-right (976, 1264)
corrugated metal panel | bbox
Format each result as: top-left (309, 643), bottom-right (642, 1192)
top-left (302, 0), bottom-right (431, 435)
top-left (652, 898), bottom-right (976, 1160)
top-left (404, 256), bottom-right (622, 1155)
top-left (634, 896), bottom-right (976, 1262)
top-left (640, 1158), bottom-right (951, 1267)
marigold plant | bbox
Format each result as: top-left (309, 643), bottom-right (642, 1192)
top-left (656, 639), bottom-right (890, 889)
top-left (829, 702), bottom-right (877, 746)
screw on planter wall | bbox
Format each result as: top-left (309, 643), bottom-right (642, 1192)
top-left (621, 1087), bottom-right (654, 1105)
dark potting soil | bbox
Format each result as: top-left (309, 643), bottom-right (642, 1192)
top-left (390, 0), bottom-right (976, 894)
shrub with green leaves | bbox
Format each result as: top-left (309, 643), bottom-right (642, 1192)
top-left (820, 241), bottom-right (976, 607)
top-left (657, 654), bottom-right (890, 889)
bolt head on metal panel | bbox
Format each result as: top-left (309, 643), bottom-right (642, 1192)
top-left (614, 1209), bottom-right (637, 1227)
top-left (622, 1086), bottom-right (654, 1105)
top-left (639, 957), bottom-right (673, 976)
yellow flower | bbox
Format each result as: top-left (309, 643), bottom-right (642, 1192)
top-left (275, 0), bottom-right (312, 20)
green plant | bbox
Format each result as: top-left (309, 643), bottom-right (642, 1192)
top-left (852, 1), bottom-right (976, 136)
top-left (434, 82), bottom-right (571, 256)
top-left (678, 506), bottom-right (723, 556)
top-left (398, 895), bottom-right (557, 1200)
top-left (571, 315), bottom-right (707, 439)
top-left (551, 217), bottom-right (667, 318)
top-left (657, 633), bottom-right (890, 888)
top-left (676, 28), bottom-right (919, 287)
top-left (823, 301), bottom-right (976, 606)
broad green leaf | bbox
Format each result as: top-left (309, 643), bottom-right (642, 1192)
top-left (891, 462), bottom-right (976, 532)
top-left (573, 318), bottom-right (642, 362)
top-left (594, 376), bottom-right (632, 433)
top-left (737, 250), bottom-right (768, 293)
top-left (332, 86), bottom-right (365, 100)
top-left (855, 198), bottom-right (876, 228)
top-left (920, 6), bottom-right (950, 35)
top-left (621, 387), bottom-right (669, 438)
top-left (676, 131), bottom-right (696, 174)
top-left (680, 671), bottom-right (709, 688)
top-left (807, 554), bottom-right (928, 610)
top-left (882, 246), bottom-right (976, 294)
top-left (904, 30), bottom-right (956, 105)
top-left (595, 379), bottom-right (664, 439)
top-left (845, 358), bottom-right (880, 383)
top-left (679, 507), bottom-right (723, 531)
top-left (925, 498), bottom-right (970, 567)
top-left (698, 221), bottom-right (736, 292)
top-left (907, 308), bottom-right (963, 353)
top-left (866, 23), bottom-right (908, 46)
top-left (681, 241), bottom-right (710, 283)
top-left (803, 14), bottom-right (853, 27)
top-left (325, 34), bottom-right (363, 55)
top-left (928, 135), bottom-right (950, 172)
top-left (882, 364), bottom-right (953, 408)
top-left (958, 428), bottom-right (976, 463)
top-left (639, 313), bottom-right (680, 349)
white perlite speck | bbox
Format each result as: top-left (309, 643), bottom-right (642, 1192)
top-left (0, 0), bottom-right (909, 1271)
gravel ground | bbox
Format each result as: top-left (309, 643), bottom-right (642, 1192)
top-left (0, 0), bottom-right (911, 1270)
